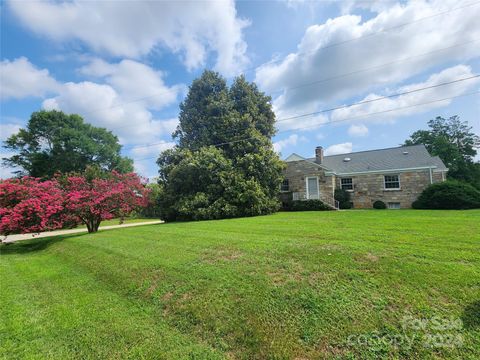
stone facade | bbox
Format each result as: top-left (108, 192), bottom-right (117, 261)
top-left (282, 159), bottom-right (446, 209)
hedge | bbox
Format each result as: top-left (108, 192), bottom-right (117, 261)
top-left (283, 199), bottom-right (333, 211)
top-left (412, 181), bottom-right (480, 209)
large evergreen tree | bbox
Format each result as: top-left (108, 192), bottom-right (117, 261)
top-left (404, 115), bottom-right (480, 188)
top-left (3, 110), bottom-right (133, 178)
top-left (157, 71), bottom-right (284, 221)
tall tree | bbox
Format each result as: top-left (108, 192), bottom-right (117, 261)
top-left (404, 115), bottom-right (480, 187)
top-left (3, 110), bottom-right (133, 178)
top-left (158, 71), bottom-right (284, 221)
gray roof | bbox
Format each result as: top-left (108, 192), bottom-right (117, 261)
top-left (304, 144), bottom-right (447, 174)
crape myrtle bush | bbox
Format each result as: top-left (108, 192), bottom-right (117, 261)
top-left (0, 170), bottom-right (149, 235)
top-left (412, 181), bottom-right (480, 209)
top-left (373, 200), bottom-right (387, 209)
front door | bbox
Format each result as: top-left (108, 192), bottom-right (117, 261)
top-left (307, 177), bottom-right (319, 199)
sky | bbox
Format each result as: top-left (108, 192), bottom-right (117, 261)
top-left (1, 0), bottom-right (479, 179)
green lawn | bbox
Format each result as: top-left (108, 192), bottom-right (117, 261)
top-left (77, 217), bottom-right (158, 228)
top-left (1, 210), bottom-right (479, 359)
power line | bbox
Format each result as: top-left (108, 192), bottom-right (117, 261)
top-left (124, 74), bottom-right (480, 152)
top-left (268, 37), bottom-right (479, 96)
top-left (131, 90), bottom-right (480, 162)
top-left (116, 37), bottom-right (479, 137)
top-left (73, 1), bottom-right (480, 121)
top-left (242, 0), bottom-right (480, 74)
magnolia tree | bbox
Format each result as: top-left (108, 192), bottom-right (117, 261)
top-left (0, 172), bottom-right (149, 236)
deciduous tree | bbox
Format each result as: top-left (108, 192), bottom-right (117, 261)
top-left (3, 110), bottom-right (133, 178)
top-left (405, 115), bottom-right (480, 188)
top-left (0, 171), bottom-right (149, 236)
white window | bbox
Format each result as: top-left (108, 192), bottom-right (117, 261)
top-left (340, 178), bottom-right (353, 191)
top-left (384, 174), bottom-right (400, 189)
top-left (306, 177), bottom-right (319, 199)
top-left (388, 202), bottom-right (401, 209)
top-left (280, 179), bottom-right (289, 192)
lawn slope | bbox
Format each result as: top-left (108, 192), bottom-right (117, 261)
top-left (1, 210), bottom-right (479, 359)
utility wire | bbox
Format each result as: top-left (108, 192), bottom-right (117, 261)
top-left (124, 74), bottom-right (480, 151)
top-left (76, 1), bottom-right (480, 119)
top-left (114, 37), bottom-right (480, 138)
top-left (242, 0), bottom-right (480, 74)
top-left (131, 90), bottom-right (480, 162)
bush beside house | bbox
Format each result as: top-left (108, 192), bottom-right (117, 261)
top-left (412, 181), bottom-right (480, 209)
top-left (373, 200), bottom-right (387, 209)
top-left (283, 199), bottom-right (333, 211)
top-left (334, 188), bottom-right (352, 209)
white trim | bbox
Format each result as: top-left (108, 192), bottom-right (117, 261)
top-left (340, 177), bottom-right (354, 191)
top-left (429, 167), bottom-right (433, 184)
top-left (284, 153), bottom-right (332, 170)
top-left (330, 166), bottom-right (437, 176)
top-left (285, 153), bottom-right (306, 162)
top-left (383, 174), bottom-right (401, 190)
top-left (305, 176), bottom-right (320, 200)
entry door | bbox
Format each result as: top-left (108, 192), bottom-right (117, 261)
top-left (307, 177), bottom-right (319, 199)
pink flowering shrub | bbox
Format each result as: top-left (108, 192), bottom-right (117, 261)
top-left (62, 172), bottom-right (149, 233)
top-left (0, 172), bottom-right (149, 235)
top-left (0, 177), bottom-right (67, 235)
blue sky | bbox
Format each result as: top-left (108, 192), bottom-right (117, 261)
top-left (1, 0), bottom-right (479, 179)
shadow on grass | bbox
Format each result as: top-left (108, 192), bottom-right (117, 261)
top-left (462, 300), bottom-right (480, 330)
top-left (0, 234), bottom-right (82, 256)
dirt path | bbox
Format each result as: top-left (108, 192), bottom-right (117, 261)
top-left (1, 220), bottom-right (164, 243)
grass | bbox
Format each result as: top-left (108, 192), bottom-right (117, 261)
top-left (1, 210), bottom-right (479, 359)
top-left (77, 217), bottom-right (158, 228)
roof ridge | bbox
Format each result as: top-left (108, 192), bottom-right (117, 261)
top-left (323, 144), bottom-right (425, 158)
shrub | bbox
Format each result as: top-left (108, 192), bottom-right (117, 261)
top-left (373, 200), bottom-right (386, 209)
top-left (334, 188), bottom-right (352, 209)
top-left (412, 181), bottom-right (480, 209)
top-left (0, 171), bottom-right (149, 235)
top-left (287, 200), bottom-right (332, 211)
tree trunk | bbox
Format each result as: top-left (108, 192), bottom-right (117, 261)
top-left (85, 218), bottom-right (101, 233)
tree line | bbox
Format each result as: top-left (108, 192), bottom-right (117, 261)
top-left (2, 70), bottom-right (479, 232)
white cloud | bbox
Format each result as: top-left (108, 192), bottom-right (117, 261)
top-left (8, 0), bottom-right (249, 75)
top-left (325, 142), bottom-right (353, 155)
top-left (79, 59), bottom-right (183, 110)
top-left (331, 65), bottom-right (480, 123)
top-left (348, 123), bottom-right (369, 137)
top-left (129, 141), bottom-right (176, 177)
top-left (0, 123), bottom-right (22, 141)
top-left (42, 59), bottom-right (182, 144)
top-left (256, 0), bottom-right (480, 116)
top-left (273, 134), bottom-right (301, 153)
top-left (0, 57), bottom-right (59, 100)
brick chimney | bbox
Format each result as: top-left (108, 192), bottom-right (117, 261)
top-left (315, 146), bottom-right (324, 164)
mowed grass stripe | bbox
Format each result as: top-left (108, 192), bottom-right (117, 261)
top-left (1, 210), bottom-right (479, 359)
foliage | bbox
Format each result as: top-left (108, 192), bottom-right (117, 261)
top-left (334, 188), bottom-right (352, 209)
top-left (136, 183), bottom-right (163, 218)
top-left (158, 147), bottom-right (280, 221)
top-left (2, 110), bottom-right (133, 178)
top-left (158, 71), bottom-right (284, 221)
top-left (0, 171), bottom-right (149, 235)
top-left (373, 200), bottom-right (386, 209)
top-left (284, 199), bottom-right (332, 211)
top-left (412, 181), bottom-right (480, 210)
top-left (0, 177), bottom-right (73, 235)
top-left (2, 210), bottom-right (479, 359)
top-left (404, 115), bottom-right (480, 188)
top-left (61, 171), bottom-right (150, 233)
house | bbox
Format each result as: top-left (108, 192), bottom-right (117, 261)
top-left (281, 144), bottom-right (448, 209)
